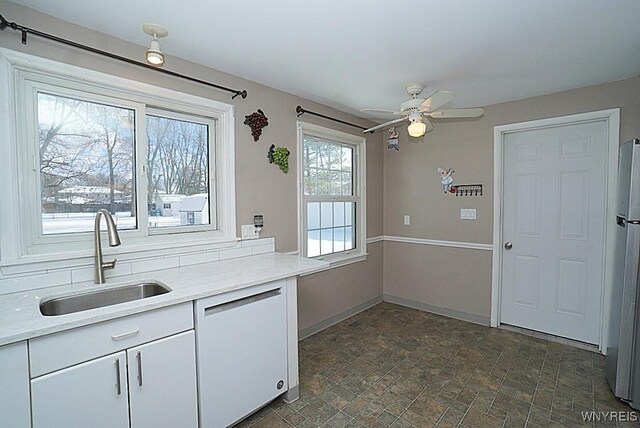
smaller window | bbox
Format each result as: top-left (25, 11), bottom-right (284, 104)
top-left (298, 122), bottom-right (366, 263)
top-left (163, 203), bottom-right (171, 209)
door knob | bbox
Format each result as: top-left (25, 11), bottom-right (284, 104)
top-left (504, 242), bottom-right (513, 250)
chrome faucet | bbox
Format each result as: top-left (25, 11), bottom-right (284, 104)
top-left (94, 209), bottom-right (122, 284)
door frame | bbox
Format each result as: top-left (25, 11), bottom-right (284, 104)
top-left (491, 109), bottom-right (620, 352)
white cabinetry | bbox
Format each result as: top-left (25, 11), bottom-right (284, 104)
top-left (128, 331), bottom-right (198, 428)
top-left (0, 341), bottom-right (31, 428)
top-left (32, 351), bottom-right (129, 428)
top-left (195, 280), bottom-right (289, 427)
top-left (29, 303), bottom-right (198, 428)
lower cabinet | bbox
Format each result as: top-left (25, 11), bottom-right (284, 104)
top-left (0, 341), bottom-right (31, 428)
top-left (31, 350), bottom-right (129, 428)
top-left (128, 331), bottom-right (199, 428)
top-left (31, 330), bottom-right (198, 428)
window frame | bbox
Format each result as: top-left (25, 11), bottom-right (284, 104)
top-left (0, 48), bottom-right (236, 264)
top-left (297, 121), bottom-right (367, 267)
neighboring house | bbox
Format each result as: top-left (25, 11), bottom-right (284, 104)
top-left (179, 194), bottom-right (209, 226)
top-left (154, 193), bottom-right (186, 217)
top-left (57, 186), bottom-right (125, 205)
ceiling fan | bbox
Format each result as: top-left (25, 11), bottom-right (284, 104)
top-left (361, 83), bottom-right (484, 137)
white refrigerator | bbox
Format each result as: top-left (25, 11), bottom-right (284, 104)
top-left (607, 138), bottom-right (640, 409)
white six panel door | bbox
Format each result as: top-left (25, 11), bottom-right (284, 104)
top-left (501, 120), bottom-right (607, 344)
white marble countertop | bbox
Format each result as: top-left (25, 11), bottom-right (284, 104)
top-left (0, 252), bottom-right (327, 346)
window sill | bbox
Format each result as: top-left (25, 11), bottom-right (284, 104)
top-left (300, 252), bottom-right (368, 276)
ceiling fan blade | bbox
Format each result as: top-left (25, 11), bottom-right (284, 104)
top-left (359, 108), bottom-right (399, 115)
top-left (424, 117), bottom-right (434, 132)
top-left (419, 90), bottom-right (455, 112)
top-left (428, 108), bottom-right (484, 119)
top-left (363, 116), bottom-right (408, 134)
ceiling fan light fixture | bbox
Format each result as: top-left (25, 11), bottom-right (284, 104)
top-left (142, 23), bottom-right (168, 66)
top-left (408, 121), bottom-right (427, 138)
top-left (407, 112), bottom-right (426, 137)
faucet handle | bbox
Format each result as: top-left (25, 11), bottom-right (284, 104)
top-left (102, 258), bottom-right (117, 271)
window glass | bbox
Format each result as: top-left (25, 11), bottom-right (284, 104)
top-left (303, 132), bottom-right (357, 258)
top-left (146, 114), bottom-right (211, 229)
top-left (37, 92), bottom-right (136, 235)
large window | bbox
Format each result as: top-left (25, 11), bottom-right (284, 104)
top-left (0, 49), bottom-right (236, 260)
top-left (298, 122), bottom-right (366, 264)
top-left (36, 92), bottom-right (214, 235)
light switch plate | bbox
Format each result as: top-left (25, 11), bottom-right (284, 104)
top-left (403, 215), bottom-right (411, 226)
top-left (241, 224), bottom-right (259, 239)
top-left (460, 209), bottom-right (477, 220)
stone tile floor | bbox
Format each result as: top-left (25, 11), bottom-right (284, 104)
top-left (237, 302), bottom-right (639, 427)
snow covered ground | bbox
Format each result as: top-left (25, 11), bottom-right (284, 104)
top-left (42, 212), bottom-right (183, 234)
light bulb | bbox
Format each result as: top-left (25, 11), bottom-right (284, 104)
top-left (145, 37), bottom-right (164, 65)
top-left (408, 121), bottom-right (427, 138)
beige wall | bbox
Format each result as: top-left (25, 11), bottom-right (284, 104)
top-left (384, 242), bottom-right (492, 319)
top-left (298, 242), bottom-right (383, 332)
top-left (0, 1), bottom-right (383, 331)
top-left (383, 77), bottom-right (640, 321)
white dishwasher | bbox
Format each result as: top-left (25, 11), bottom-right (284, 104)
top-left (194, 280), bottom-right (288, 428)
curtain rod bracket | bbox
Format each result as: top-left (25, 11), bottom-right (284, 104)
top-left (0, 14), bottom-right (248, 100)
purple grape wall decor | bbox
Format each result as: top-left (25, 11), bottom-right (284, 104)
top-left (268, 144), bottom-right (290, 173)
top-left (244, 109), bottom-right (268, 141)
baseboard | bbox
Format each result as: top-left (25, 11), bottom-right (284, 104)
top-left (383, 294), bottom-right (491, 326)
top-left (298, 295), bottom-right (383, 340)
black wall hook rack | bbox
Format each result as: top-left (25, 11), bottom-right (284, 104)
top-left (296, 106), bottom-right (367, 131)
top-left (453, 184), bottom-right (483, 196)
top-left (0, 14), bottom-right (248, 100)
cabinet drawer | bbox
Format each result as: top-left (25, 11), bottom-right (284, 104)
top-left (30, 302), bottom-right (193, 377)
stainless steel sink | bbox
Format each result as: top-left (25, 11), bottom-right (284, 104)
top-left (40, 282), bottom-right (172, 316)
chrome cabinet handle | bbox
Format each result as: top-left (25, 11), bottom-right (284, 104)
top-left (115, 358), bottom-right (121, 395)
top-left (111, 328), bottom-right (139, 341)
top-left (136, 351), bottom-right (143, 387)
top-left (504, 242), bottom-right (513, 250)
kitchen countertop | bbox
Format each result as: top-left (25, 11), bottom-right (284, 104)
top-left (0, 252), bottom-right (327, 346)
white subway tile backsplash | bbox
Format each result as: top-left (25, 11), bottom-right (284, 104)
top-left (0, 271), bottom-right (72, 295)
top-left (240, 237), bottom-right (275, 248)
top-left (70, 262), bottom-right (132, 283)
top-left (179, 251), bottom-right (220, 267)
top-left (131, 256), bottom-right (180, 274)
top-left (252, 244), bottom-right (275, 255)
top-left (219, 247), bottom-right (252, 260)
top-left (0, 237), bottom-right (275, 294)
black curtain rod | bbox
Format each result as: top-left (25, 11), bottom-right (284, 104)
top-left (296, 106), bottom-right (367, 131)
top-left (0, 14), bottom-right (247, 100)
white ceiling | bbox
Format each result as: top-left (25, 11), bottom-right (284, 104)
top-left (8, 0), bottom-right (640, 118)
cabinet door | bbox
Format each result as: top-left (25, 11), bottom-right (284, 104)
top-left (128, 331), bottom-right (198, 428)
top-left (0, 341), bottom-right (31, 428)
top-left (31, 351), bottom-right (128, 428)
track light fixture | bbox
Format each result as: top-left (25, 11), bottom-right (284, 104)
top-left (142, 23), bottom-right (167, 66)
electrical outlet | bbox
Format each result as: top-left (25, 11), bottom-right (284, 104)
top-left (241, 224), bottom-right (259, 239)
top-left (460, 209), bottom-right (477, 220)
top-left (403, 215), bottom-right (411, 226)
